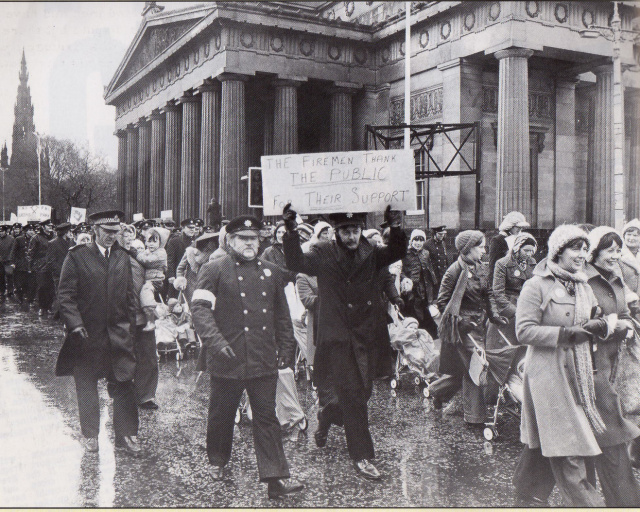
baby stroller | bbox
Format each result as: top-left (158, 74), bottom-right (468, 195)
top-left (466, 330), bottom-right (527, 441)
top-left (388, 306), bottom-right (440, 397)
top-left (155, 292), bottom-right (201, 363)
top-left (235, 368), bottom-right (309, 432)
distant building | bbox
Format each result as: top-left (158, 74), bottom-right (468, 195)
top-left (105, 1), bottom-right (640, 228)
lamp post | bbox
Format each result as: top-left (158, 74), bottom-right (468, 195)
top-left (580, 1), bottom-right (639, 229)
top-left (0, 168), bottom-right (6, 223)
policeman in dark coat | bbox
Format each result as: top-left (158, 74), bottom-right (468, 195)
top-left (13, 222), bottom-right (37, 306)
top-left (166, 218), bottom-right (198, 298)
top-left (57, 210), bottom-right (140, 455)
top-left (46, 222), bottom-right (74, 319)
top-left (424, 225), bottom-right (449, 287)
top-left (28, 218), bottom-right (55, 316)
top-left (191, 215), bottom-right (303, 499)
top-left (282, 205), bottom-right (407, 480)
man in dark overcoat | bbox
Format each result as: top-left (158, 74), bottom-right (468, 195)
top-left (191, 214), bottom-right (303, 499)
top-left (0, 225), bottom-right (16, 300)
top-left (282, 205), bottom-right (406, 480)
top-left (46, 222), bottom-right (73, 319)
top-left (424, 225), bottom-right (449, 287)
top-left (28, 218), bottom-right (55, 316)
top-left (165, 217), bottom-right (198, 298)
top-left (13, 222), bottom-right (37, 306)
top-left (57, 210), bottom-right (140, 455)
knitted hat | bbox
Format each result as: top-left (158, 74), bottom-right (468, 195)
top-left (498, 211), bottom-right (530, 232)
top-left (587, 226), bottom-right (621, 262)
top-left (512, 232), bottom-right (537, 255)
top-left (410, 229), bottom-right (427, 241)
top-left (313, 221), bottom-right (332, 238)
top-left (622, 218), bottom-right (640, 236)
top-left (547, 224), bottom-right (590, 262)
top-left (363, 228), bottom-right (381, 239)
top-left (455, 230), bottom-right (484, 254)
top-left (296, 223), bottom-right (314, 237)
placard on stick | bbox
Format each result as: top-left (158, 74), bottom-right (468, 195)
top-left (260, 150), bottom-right (417, 216)
top-left (70, 207), bottom-right (86, 224)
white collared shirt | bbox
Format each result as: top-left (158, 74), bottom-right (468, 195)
top-left (95, 242), bottom-right (108, 257)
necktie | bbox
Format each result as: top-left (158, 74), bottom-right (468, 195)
top-left (105, 248), bottom-right (110, 260)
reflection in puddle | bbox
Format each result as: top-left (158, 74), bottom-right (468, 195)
top-left (0, 345), bottom-right (82, 506)
top-left (97, 404), bottom-right (116, 507)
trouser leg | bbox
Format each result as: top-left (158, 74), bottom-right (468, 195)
top-left (595, 443), bottom-right (640, 507)
top-left (106, 377), bottom-right (139, 437)
top-left (26, 272), bottom-right (37, 302)
top-left (548, 456), bottom-right (605, 507)
top-left (6, 270), bottom-right (13, 296)
top-left (73, 366), bottom-right (101, 438)
top-left (13, 270), bottom-right (24, 301)
top-left (316, 365), bottom-right (343, 427)
top-left (458, 339), bottom-right (486, 424)
top-left (0, 264), bottom-right (6, 295)
top-left (37, 271), bottom-right (53, 309)
top-left (206, 377), bottom-right (244, 467)
top-left (134, 327), bottom-right (159, 404)
top-left (512, 445), bottom-right (556, 501)
top-left (334, 383), bottom-right (375, 461)
top-left (245, 375), bottom-right (290, 481)
top-left (51, 275), bottom-right (60, 315)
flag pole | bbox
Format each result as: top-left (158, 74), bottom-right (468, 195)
top-left (404, 1), bottom-right (411, 150)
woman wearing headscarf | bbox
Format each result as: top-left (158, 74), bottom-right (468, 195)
top-left (174, 231), bottom-right (219, 304)
top-left (302, 221), bottom-right (333, 252)
top-left (401, 229), bottom-right (439, 338)
top-left (620, 219), bottom-right (640, 299)
top-left (429, 230), bottom-right (502, 424)
top-left (488, 211), bottom-right (530, 285)
top-left (262, 221), bottom-right (296, 283)
top-left (515, 225), bottom-right (640, 506)
top-left (486, 232), bottom-right (537, 349)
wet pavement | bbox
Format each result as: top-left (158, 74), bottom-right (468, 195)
top-left (0, 299), bottom-right (570, 507)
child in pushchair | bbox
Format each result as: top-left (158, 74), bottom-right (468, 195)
top-left (154, 293), bottom-right (199, 361)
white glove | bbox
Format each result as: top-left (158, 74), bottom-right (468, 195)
top-left (401, 278), bottom-right (413, 293)
top-left (173, 276), bottom-right (187, 291)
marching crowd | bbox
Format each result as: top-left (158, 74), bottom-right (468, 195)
top-left (2, 203), bottom-right (640, 505)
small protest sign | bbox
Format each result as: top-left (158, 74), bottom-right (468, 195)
top-left (69, 207), bottom-right (86, 225)
top-left (132, 213), bottom-right (144, 222)
top-left (17, 205), bottom-right (52, 222)
top-left (260, 150), bottom-right (417, 216)
top-left (160, 210), bottom-right (173, 220)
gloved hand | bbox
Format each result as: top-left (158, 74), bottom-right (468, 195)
top-left (400, 277), bottom-right (413, 293)
top-left (561, 325), bottom-right (591, 345)
top-left (282, 203), bottom-right (298, 232)
top-left (614, 319), bottom-right (634, 336)
top-left (384, 205), bottom-right (402, 228)
top-left (71, 326), bottom-right (89, 340)
top-left (582, 317), bottom-right (609, 338)
top-left (277, 355), bottom-right (293, 370)
top-left (490, 315), bottom-right (509, 326)
top-left (392, 297), bottom-right (404, 310)
top-left (168, 277), bottom-right (176, 285)
top-left (173, 276), bottom-right (187, 291)
top-left (219, 345), bottom-right (236, 360)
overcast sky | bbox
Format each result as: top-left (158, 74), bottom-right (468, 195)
top-left (0, 2), bottom-right (197, 168)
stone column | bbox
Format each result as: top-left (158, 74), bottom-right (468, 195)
top-left (149, 111), bottom-right (165, 217)
top-left (115, 130), bottom-right (127, 213)
top-left (219, 73), bottom-right (249, 219)
top-left (353, 86), bottom-right (378, 151)
top-left (627, 91), bottom-right (640, 218)
top-left (272, 79), bottom-right (301, 154)
top-left (494, 48), bottom-right (534, 224)
top-left (125, 125), bottom-right (138, 220)
top-left (555, 78), bottom-right (578, 224)
top-left (179, 94), bottom-right (201, 221)
top-left (162, 103), bottom-right (181, 219)
top-left (197, 80), bottom-right (221, 221)
top-left (329, 85), bottom-right (358, 151)
top-left (592, 64), bottom-right (614, 225)
top-left (137, 119), bottom-right (151, 216)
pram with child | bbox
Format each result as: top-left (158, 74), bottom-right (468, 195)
top-left (154, 292), bottom-right (201, 362)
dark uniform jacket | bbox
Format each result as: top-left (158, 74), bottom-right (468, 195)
top-left (13, 234), bottom-right (32, 271)
top-left (402, 247), bottom-right (438, 303)
top-left (491, 253), bottom-right (537, 318)
top-left (46, 236), bottom-right (71, 278)
top-left (0, 235), bottom-right (16, 263)
top-left (166, 233), bottom-right (193, 279)
top-left (57, 242), bottom-right (137, 381)
top-left (262, 242), bottom-right (296, 283)
top-left (191, 252), bottom-right (296, 380)
top-left (488, 232), bottom-right (510, 285)
top-left (425, 237), bottom-right (449, 285)
top-left (283, 227), bottom-right (407, 389)
top-left (28, 232), bottom-right (54, 273)
top-left (585, 262), bottom-right (640, 448)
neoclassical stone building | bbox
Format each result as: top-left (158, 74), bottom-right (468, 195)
top-left (105, 1), bottom-right (640, 229)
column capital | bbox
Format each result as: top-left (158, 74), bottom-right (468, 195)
top-left (149, 109), bottom-right (165, 121)
top-left (272, 78), bottom-right (304, 89)
top-left (160, 101), bottom-right (181, 114)
top-left (217, 72), bottom-right (250, 83)
top-left (437, 58), bottom-right (462, 71)
top-left (134, 117), bottom-right (150, 128)
top-left (126, 123), bottom-right (138, 133)
top-left (494, 48), bottom-right (534, 61)
top-left (329, 82), bottom-right (360, 95)
top-left (196, 79), bottom-right (221, 94)
top-left (178, 93), bottom-right (201, 104)
top-left (114, 129), bottom-right (128, 138)
top-left (592, 63), bottom-right (613, 76)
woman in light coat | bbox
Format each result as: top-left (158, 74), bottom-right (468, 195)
top-left (620, 219), bottom-right (640, 298)
top-left (515, 225), bottom-right (640, 506)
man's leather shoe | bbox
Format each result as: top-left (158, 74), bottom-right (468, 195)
top-left (115, 435), bottom-right (141, 455)
top-left (208, 465), bottom-right (225, 481)
top-left (84, 437), bottom-right (99, 453)
top-left (267, 478), bottom-right (304, 499)
top-left (139, 400), bottom-right (159, 410)
top-left (353, 459), bottom-right (381, 480)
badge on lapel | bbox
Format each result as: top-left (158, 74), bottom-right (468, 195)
top-left (263, 268), bottom-right (272, 277)
top-left (514, 269), bottom-right (521, 277)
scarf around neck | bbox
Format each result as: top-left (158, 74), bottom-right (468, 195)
top-left (438, 256), bottom-right (474, 347)
top-left (546, 259), bottom-right (606, 435)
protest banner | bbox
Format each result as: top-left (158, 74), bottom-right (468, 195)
top-left (260, 149), bottom-right (417, 216)
top-left (17, 205), bottom-right (52, 222)
top-left (160, 210), bottom-right (173, 220)
top-left (69, 207), bottom-right (86, 224)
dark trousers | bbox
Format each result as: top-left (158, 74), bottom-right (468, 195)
top-left (0, 264), bottom-right (10, 295)
top-left (512, 446), bottom-right (556, 501)
top-left (36, 271), bottom-right (54, 310)
top-left (207, 375), bottom-right (289, 481)
top-left (14, 270), bottom-right (36, 302)
top-left (73, 365), bottom-right (139, 438)
top-left (134, 326), bottom-right (159, 404)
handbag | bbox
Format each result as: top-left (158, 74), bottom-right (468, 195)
top-left (467, 333), bottom-right (489, 387)
top-left (615, 327), bottom-right (640, 417)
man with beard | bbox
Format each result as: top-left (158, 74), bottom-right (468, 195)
top-left (28, 218), bottom-right (56, 316)
top-left (282, 205), bottom-right (406, 480)
top-left (191, 215), bottom-right (303, 499)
